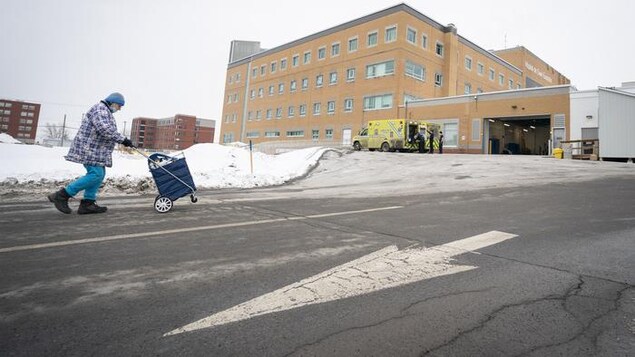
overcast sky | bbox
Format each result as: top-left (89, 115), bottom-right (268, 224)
top-left (2, 0), bottom-right (634, 142)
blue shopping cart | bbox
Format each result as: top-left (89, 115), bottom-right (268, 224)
top-left (135, 149), bottom-right (198, 213)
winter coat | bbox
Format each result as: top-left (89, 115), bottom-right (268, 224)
top-left (65, 101), bottom-right (125, 167)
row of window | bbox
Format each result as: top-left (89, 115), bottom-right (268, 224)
top-left (228, 58), bottom-right (451, 105)
top-left (245, 128), bottom-right (335, 140)
top-left (228, 24), bottom-right (447, 84)
top-left (0, 102), bottom-right (36, 110)
top-left (464, 57), bottom-right (521, 89)
top-left (225, 94), bottom-right (394, 123)
top-left (0, 128), bottom-right (32, 137)
top-left (0, 117), bottom-right (35, 124)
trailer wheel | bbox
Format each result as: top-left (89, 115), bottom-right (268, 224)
top-left (353, 141), bottom-right (362, 151)
top-left (380, 142), bottom-right (390, 152)
top-left (154, 196), bottom-right (173, 213)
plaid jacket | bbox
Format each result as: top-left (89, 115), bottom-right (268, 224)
top-left (65, 101), bottom-right (125, 167)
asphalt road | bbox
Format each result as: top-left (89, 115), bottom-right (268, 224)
top-left (1, 157), bottom-right (634, 356)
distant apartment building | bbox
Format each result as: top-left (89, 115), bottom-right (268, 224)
top-left (130, 114), bottom-right (215, 151)
top-left (220, 3), bottom-right (569, 146)
top-left (0, 99), bottom-right (40, 144)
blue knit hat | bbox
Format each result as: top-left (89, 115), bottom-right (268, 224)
top-left (104, 92), bottom-right (125, 106)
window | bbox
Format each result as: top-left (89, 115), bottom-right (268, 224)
top-left (223, 133), bottom-right (234, 143)
top-left (509, 79), bottom-right (514, 89)
top-left (421, 34), bottom-right (428, 49)
top-left (499, 73), bottom-right (505, 86)
top-left (464, 83), bottom-right (472, 94)
top-left (436, 42), bottom-right (444, 57)
top-left (292, 54), bottom-right (299, 67)
top-left (303, 51), bottom-right (311, 64)
top-left (302, 78), bottom-right (309, 90)
top-left (265, 131), bottom-right (280, 138)
top-left (318, 47), bottom-right (326, 60)
top-left (252, 68), bottom-right (258, 78)
top-left (385, 26), bottom-right (397, 42)
top-left (260, 65), bottom-right (266, 76)
top-left (366, 60), bottom-right (395, 78)
top-left (477, 62), bottom-right (484, 75)
top-left (316, 74), bottom-right (324, 87)
top-left (489, 68), bottom-right (495, 81)
top-left (290, 80), bottom-right (297, 92)
top-left (348, 37), bottom-right (358, 52)
top-left (326, 129), bottom-right (333, 139)
top-left (269, 85), bottom-right (274, 95)
top-left (363, 94), bottom-right (392, 110)
top-left (406, 28), bottom-right (416, 44)
top-left (278, 83), bottom-right (284, 94)
top-left (246, 131), bottom-right (259, 138)
top-left (258, 88), bottom-right (264, 97)
top-left (465, 56), bottom-right (472, 70)
top-left (346, 68), bottom-right (356, 81)
top-left (344, 98), bottom-right (354, 112)
top-left (270, 61), bottom-right (277, 73)
top-left (331, 42), bottom-right (340, 57)
top-left (472, 119), bottom-right (481, 141)
top-left (327, 101), bottom-right (335, 114)
top-left (367, 31), bottom-right (378, 47)
top-left (299, 104), bottom-right (307, 116)
top-left (405, 60), bottom-right (425, 81)
top-left (266, 109), bottom-right (272, 119)
top-left (288, 106), bottom-right (295, 117)
top-left (256, 110), bottom-right (262, 120)
top-left (312, 130), bottom-right (319, 141)
top-left (276, 107), bottom-right (282, 119)
top-left (280, 58), bottom-right (287, 70)
top-left (286, 130), bottom-right (304, 137)
top-left (443, 122), bottom-right (458, 147)
top-left (249, 90), bottom-right (255, 99)
top-left (329, 71), bottom-right (337, 84)
top-left (313, 102), bottom-right (321, 115)
top-left (435, 73), bottom-right (443, 86)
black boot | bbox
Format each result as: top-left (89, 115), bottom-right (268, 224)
top-left (47, 188), bottom-right (72, 214)
top-left (77, 199), bottom-right (108, 215)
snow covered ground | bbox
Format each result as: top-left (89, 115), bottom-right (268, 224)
top-left (1, 133), bottom-right (634, 202)
top-left (0, 133), bottom-right (329, 200)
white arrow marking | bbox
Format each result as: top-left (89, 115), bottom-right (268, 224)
top-left (164, 230), bottom-right (517, 336)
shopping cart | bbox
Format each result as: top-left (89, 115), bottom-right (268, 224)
top-left (135, 148), bottom-right (198, 213)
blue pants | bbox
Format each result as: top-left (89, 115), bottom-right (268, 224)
top-left (65, 165), bottom-right (106, 200)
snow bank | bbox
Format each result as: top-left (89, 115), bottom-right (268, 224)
top-left (0, 142), bottom-right (330, 196)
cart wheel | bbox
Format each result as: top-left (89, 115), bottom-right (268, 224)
top-left (154, 196), bottom-right (173, 213)
top-left (190, 194), bottom-right (198, 203)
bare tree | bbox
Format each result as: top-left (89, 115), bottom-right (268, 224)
top-left (44, 122), bottom-right (71, 142)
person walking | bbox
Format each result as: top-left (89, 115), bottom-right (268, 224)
top-left (48, 92), bottom-right (134, 214)
top-left (439, 131), bottom-right (444, 154)
top-left (427, 128), bottom-right (435, 154)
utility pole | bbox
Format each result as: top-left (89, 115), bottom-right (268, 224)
top-left (60, 114), bottom-right (67, 147)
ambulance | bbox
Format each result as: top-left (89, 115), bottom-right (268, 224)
top-left (352, 119), bottom-right (440, 152)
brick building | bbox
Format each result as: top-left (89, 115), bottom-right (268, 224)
top-left (130, 114), bottom-right (215, 151)
top-left (0, 99), bottom-right (40, 144)
top-left (220, 3), bottom-right (568, 146)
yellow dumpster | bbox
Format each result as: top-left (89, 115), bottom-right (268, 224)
top-left (553, 148), bottom-right (563, 159)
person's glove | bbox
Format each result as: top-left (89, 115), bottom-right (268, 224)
top-left (121, 138), bottom-right (134, 148)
